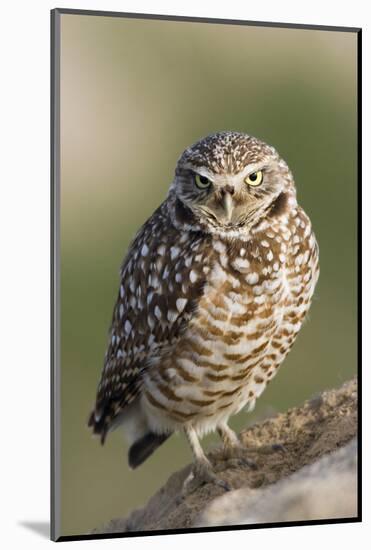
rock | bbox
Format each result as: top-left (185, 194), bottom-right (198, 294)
top-left (91, 378), bottom-right (357, 534)
top-left (197, 438), bottom-right (357, 526)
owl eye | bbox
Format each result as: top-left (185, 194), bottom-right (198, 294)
top-left (194, 174), bottom-right (211, 189)
top-left (245, 170), bottom-right (263, 187)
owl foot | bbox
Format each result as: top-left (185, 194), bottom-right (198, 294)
top-left (224, 456), bottom-right (258, 470)
top-left (216, 424), bottom-right (258, 470)
top-left (181, 458), bottom-right (231, 497)
top-left (253, 442), bottom-right (287, 455)
top-left (221, 445), bottom-right (258, 470)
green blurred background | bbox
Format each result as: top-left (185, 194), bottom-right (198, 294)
top-left (59, 14), bottom-right (357, 536)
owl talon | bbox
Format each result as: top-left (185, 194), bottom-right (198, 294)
top-left (243, 457), bottom-right (258, 469)
top-left (254, 442), bottom-right (286, 454)
top-left (222, 455), bottom-right (258, 470)
top-left (215, 478), bottom-right (232, 492)
top-left (181, 459), bottom-right (231, 495)
top-left (229, 457), bottom-right (258, 470)
top-left (217, 439), bottom-right (258, 470)
top-left (271, 443), bottom-right (286, 453)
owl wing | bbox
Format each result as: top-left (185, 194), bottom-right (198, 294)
top-left (88, 202), bottom-right (211, 442)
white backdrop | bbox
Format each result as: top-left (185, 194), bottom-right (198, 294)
top-left (0, 1), bottom-right (368, 548)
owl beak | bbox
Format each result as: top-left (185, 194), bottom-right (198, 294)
top-left (222, 191), bottom-right (234, 222)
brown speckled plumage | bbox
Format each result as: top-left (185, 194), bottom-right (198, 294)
top-left (88, 131), bottom-right (319, 477)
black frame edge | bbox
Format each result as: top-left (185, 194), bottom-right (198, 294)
top-left (356, 27), bottom-right (362, 523)
top-left (56, 517), bottom-right (361, 542)
top-left (54, 7), bottom-right (361, 33)
top-left (51, 7), bottom-right (61, 543)
top-left (50, 7), bottom-right (55, 542)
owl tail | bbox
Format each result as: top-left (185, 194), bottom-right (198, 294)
top-left (128, 432), bottom-right (171, 469)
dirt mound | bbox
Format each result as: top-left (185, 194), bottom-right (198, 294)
top-left (92, 378), bottom-right (357, 534)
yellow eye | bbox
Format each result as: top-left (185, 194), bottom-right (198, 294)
top-left (194, 174), bottom-right (211, 189)
top-left (245, 170), bottom-right (263, 187)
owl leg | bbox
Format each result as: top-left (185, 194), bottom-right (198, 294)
top-left (217, 422), bottom-right (257, 469)
top-left (181, 426), bottom-right (230, 494)
top-left (217, 423), bottom-right (240, 448)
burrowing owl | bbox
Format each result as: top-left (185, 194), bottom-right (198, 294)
top-left (88, 131), bottom-right (319, 488)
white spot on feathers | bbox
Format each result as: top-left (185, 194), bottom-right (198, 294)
top-left (148, 316), bottom-right (155, 330)
top-left (176, 298), bottom-right (187, 313)
top-left (246, 272), bottom-right (259, 285)
top-left (167, 310), bottom-right (178, 323)
top-left (170, 246), bottom-right (180, 260)
top-left (124, 320), bottom-right (132, 335)
top-left (190, 270), bottom-right (198, 283)
top-left (233, 257), bottom-right (250, 271)
top-left (141, 244), bottom-right (149, 257)
top-left (295, 253), bottom-right (304, 266)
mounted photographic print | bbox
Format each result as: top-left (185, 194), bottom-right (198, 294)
top-left (51, 8), bottom-right (361, 541)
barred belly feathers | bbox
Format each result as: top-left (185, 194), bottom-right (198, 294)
top-left (88, 131), bottom-right (319, 482)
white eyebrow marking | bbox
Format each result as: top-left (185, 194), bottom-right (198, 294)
top-left (239, 161), bottom-right (270, 180)
top-left (182, 163), bottom-right (215, 181)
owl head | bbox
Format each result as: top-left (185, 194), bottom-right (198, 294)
top-left (169, 131), bottom-right (296, 234)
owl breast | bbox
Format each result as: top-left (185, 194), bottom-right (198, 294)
top-left (142, 206), bottom-right (319, 436)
